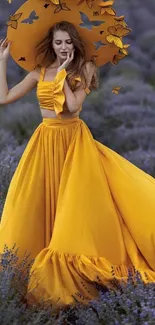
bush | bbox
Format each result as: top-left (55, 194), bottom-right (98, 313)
top-left (0, 247), bottom-right (155, 324)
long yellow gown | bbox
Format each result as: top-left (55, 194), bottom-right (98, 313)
top-left (0, 68), bottom-right (155, 308)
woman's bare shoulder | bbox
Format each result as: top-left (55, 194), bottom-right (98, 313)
top-left (30, 66), bottom-right (42, 82)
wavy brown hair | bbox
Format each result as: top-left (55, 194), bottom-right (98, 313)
top-left (34, 21), bottom-right (99, 91)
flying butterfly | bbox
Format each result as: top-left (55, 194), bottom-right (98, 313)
top-left (54, 2), bottom-right (71, 13)
top-left (112, 86), bottom-right (122, 94)
top-left (79, 12), bottom-right (105, 31)
top-left (21, 10), bottom-right (39, 24)
top-left (6, 13), bottom-right (22, 29)
top-left (77, 0), bottom-right (95, 9)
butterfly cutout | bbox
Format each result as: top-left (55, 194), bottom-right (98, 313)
top-left (18, 57), bottom-right (26, 61)
top-left (21, 10), bottom-right (39, 24)
top-left (77, 0), bottom-right (94, 9)
top-left (6, 13), bottom-right (22, 29)
top-left (94, 40), bottom-right (105, 50)
top-left (79, 12), bottom-right (105, 31)
top-left (53, 2), bottom-right (71, 13)
top-left (112, 86), bottom-right (122, 94)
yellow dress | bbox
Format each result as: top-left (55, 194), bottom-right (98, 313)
top-left (0, 68), bottom-right (155, 308)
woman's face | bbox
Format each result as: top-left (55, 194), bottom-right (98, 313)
top-left (52, 30), bottom-right (74, 61)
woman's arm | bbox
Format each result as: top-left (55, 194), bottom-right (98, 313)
top-left (0, 60), bottom-right (38, 105)
top-left (63, 62), bottom-right (95, 113)
top-left (0, 61), bottom-right (8, 102)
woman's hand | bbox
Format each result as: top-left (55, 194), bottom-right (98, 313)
top-left (0, 38), bottom-right (12, 62)
top-left (57, 50), bottom-right (75, 73)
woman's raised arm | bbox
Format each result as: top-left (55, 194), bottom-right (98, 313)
top-left (0, 38), bottom-right (38, 105)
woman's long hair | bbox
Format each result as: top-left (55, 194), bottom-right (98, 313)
top-left (34, 21), bottom-right (99, 91)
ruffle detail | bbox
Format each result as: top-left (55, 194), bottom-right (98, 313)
top-left (52, 69), bottom-right (67, 118)
top-left (37, 69), bottom-right (67, 119)
top-left (27, 249), bottom-right (155, 307)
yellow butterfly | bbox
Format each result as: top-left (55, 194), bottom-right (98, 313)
top-left (121, 44), bottom-right (130, 55)
top-left (99, 0), bottom-right (114, 6)
top-left (114, 17), bottom-right (128, 28)
top-left (112, 86), bottom-right (122, 94)
top-left (106, 34), bottom-right (123, 49)
top-left (99, 1), bottom-right (115, 15)
top-left (101, 7), bottom-right (116, 15)
top-left (7, 0), bottom-right (12, 3)
top-left (6, 13), bottom-right (22, 29)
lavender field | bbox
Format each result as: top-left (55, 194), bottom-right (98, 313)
top-left (0, 0), bottom-right (155, 323)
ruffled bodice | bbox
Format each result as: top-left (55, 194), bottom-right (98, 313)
top-left (36, 67), bottom-right (90, 119)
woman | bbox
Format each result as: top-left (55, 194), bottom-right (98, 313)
top-left (0, 20), bottom-right (155, 309)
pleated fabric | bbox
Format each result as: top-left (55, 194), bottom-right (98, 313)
top-left (0, 116), bottom-right (155, 308)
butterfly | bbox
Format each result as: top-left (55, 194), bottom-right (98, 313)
top-left (106, 34), bottom-right (123, 48)
top-left (7, 0), bottom-right (12, 3)
top-left (21, 10), bottom-right (39, 24)
top-left (79, 12), bottom-right (105, 31)
top-left (6, 13), bottom-right (22, 29)
top-left (106, 25), bottom-right (131, 48)
top-left (112, 53), bottom-right (125, 65)
top-left (77, 0), bottom-right (94, 9)
top-left (121, 44), bottom-right (130, 55)
top-left (54, 2), bottom-right (71, 13)
top-left (99, 0), bottom-right (116, 16)
top-left (94, 40), bottom-right (105, 50)
top-left (108, 24), bottom-right (131, 37)
top-left (112, 86), bottom-right (122, 94)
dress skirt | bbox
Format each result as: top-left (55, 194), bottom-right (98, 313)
top-left (0, 116), bottom-right (155, 308)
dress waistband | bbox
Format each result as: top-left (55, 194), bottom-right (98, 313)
top-left (42, 117), bottom-right (80, 126)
